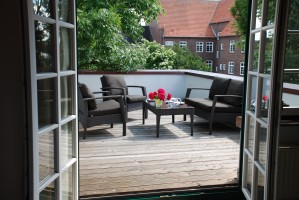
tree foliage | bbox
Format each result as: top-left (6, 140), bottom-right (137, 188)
top-left (77, 0), bottom-right (163, 71)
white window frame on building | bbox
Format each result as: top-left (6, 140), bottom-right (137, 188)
top-left (205, 60), bottom-right (213, 67)
top-left (179, 41), bottom-right (187, 48)
top-left (206, 42), bottom-right (213, 52)
top-left (229, 40), bottom-right (236, 53)
top-left (240, 62), bottom-right (245, 75)
top-left (165, 41), bottom-right (174, 47)
top-left (228, 61), bottom-right (234, 74)
top-left (220, 64), bottom-right (223, 70)
top-left (196, 42), bottom-right (204, 52)
top-left (216, 50), bottom-right (219, 58)
top-left (223, 64), bottom-right (226, 70)
top-left (221, 43), bottom-right (224, 50)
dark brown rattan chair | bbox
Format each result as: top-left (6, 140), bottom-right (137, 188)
top-left (100, 75), bottom-right (147, 118)
top-left (78, 83), bottom-right (127, 139)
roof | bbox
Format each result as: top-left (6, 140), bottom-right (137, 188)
top-left (157, 0), bottom-right (237, 38)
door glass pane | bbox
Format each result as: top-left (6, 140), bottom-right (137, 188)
top-left (262, 29), bottom-right (274, 74)
top-left (251, 32), bottom-right (260, 72)
top-left (247, 115), bottom-right (255, 154)
top-left (257, 123), bottom-right (267, 169)
top-left (60, 27), bottom-right (73, 71)
top-left (249, 75), bottom-right (257, 114)
top-left (284, 34), bottom-right (299, 70)
top-left (259, 78), bottom-right (271, 121)
top-left (58, 0), bottom-right (72, 23)
top-left (39, 181), bottom-right (56, 199)
top-left (287, 0), bottom-right (299, 29)
top-left (266, 0), bottom-right (276, 26)
top-left (38, 78), bottom-right (56, 128)
top-left (39, 130), bottom-right (55, 183)
top-left (61, 76), bottom-right (74, 119)
top-left (33, 0), bottom-right (53, 18)
top-left (257, 169), bottom-right (265, 200)
top-left (35, 21), bottom-right (55, 73)
top-left (245, 155), bottom-right (253, 196)
top-left (61, 120), bottom-right (75, 167)
top-left (62, 166), bottom-right (74, 200)
top-left (254, 0), bottom-right (262, 29)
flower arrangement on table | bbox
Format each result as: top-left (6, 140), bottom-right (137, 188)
top-left (148, 88), bottom-right (172, 107)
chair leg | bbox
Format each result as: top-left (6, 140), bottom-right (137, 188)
top-left (111, 123), bottom-right (113, 128)
top-left (83, 128), bottom-right (87, 139)
top-left (123, 122), bottom-right (126, 136)
top-left (209, 120), bottom-right (213, 135)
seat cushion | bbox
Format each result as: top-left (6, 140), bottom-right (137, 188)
top-left (222, 79), bottom-right (243, 107)
top-left (185, 98), bottom-right (242, 113)
top-left (208, 77), bottom-right (231, 100)
top-left (101, 75), bottom-right (127, 95)
top-left (126, 95), bottom-right (146, 103)
top-left (88, 100), bottom-right (121, 116)
top-left (79, 83), bottom-right (97, 110)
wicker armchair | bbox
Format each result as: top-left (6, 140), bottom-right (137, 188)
top-left (78, 83), bottom-right (127, 139)
top-left (100, 75), bottom-right (147, 118)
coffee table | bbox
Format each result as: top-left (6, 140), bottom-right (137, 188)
top-left (142, 101), bottom-right (194, 138)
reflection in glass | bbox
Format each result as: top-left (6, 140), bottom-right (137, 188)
top-left (257, 170), bottom-right (265, 200)
top-left (260, 78), bottom-right (271, 121)
top-left (61, 121), bottom-right (75, 167)
top-left (284, 34), bottom-right (299, 70)
top-left (38, 78), bottom-right (56, 128)
top-left (61, 76), bottom-right (74, 119)
top-left (35, 21), bottom-right (55, 73)
top-left (33, 0), bottom-right (53, 18)
top-left (62, 166), bottom-right (74, 200)
top-left (246, 155), bottom-right (253, 196)
top-left (58, 0), bottom-right (72, 22)
top-left (257, 124), bottom-right (267, 169)
top-left (266, 0), bottom-right (276, 26)
top-left (254, 0), bottom-right (262, 29)
top-left (40, 181), bottom-right (56, 199)
top-left (249, 75), bottom-right (257, 114)
top-left (252, 32), bottom-right (260, 72)
top-left (60, 27), bottom-right (72, 71)
top-left (39, 130), bottom-right (55, 183)
top-left (247, 116), bottom-right (255, 154)
top-left (287, 0), bottom-right (299, 30)
top-left (262, 29), bottom-right (274, 74)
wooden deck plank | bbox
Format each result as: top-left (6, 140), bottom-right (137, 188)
top-left (79, 110), bottom-right (240, 197)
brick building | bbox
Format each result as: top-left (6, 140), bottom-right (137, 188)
top-left (150, 0), bottom-right (245, 77)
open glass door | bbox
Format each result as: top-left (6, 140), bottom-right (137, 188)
top-left (242, 0), bottom-right (278, 199)
top-left (26, 0), bottom-right (78, 199)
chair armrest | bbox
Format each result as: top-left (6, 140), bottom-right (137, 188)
top-left (101, 87), bottom-right (126, 94)
top-left (127, 85), bottom-right (147, 96)
top-left (93, 91), bottom-right (110, 95)
top-left (185, 88), bottom-right (210, 98)
top-left (82, 95), bottom-right (124, 101)
top-left (213, 94), bottom-right (243, 101)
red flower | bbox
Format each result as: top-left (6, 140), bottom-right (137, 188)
top-left (158, 93), bottom-right (165, 100)
top-left (167, 93), bottom-right (172, 100)
top-left (157, 88), bottom-right (165, 94)
top-left (262, 95), bottom-right (268, 102)
top-left (148, 92), bottom-right (155, 99)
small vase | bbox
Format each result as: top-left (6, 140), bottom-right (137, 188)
top-left (154, 99), bottom-right (163, 107)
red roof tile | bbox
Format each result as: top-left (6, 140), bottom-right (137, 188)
top-left (157, 0), bottom-right (237, 37)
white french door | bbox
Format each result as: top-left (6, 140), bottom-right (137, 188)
top-left (27, 0), bottom-right (78, 199)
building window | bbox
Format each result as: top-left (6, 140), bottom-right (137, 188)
top-left (165, 41), bottom-right (174, 46)
top-left (196, 42), bottom-right (204, 52)
top-left (179, 41), bottom-right (187, 48)
top-left (223, 64), bottom-right (226, 70)
top-left (216, 66), bottom-right (218, 72)
top-left (220, 64), bottom-right (223, 70)
top-left (228, 61), bottom-right (234, 74)
top-left (240, 62), bottom-right (245, 75)
top-left (221, 43), bottom-right (223, 50)
top-left (241, 40), bottom-right (245, 53)
top-left (206, 60), bottom-right (213, 67)
top-left (229, 40), bottom-right (235, 53)
top-left (206, 42), bottom-right (213, 52)
top-left (216, 50), bottom-right (219, 58)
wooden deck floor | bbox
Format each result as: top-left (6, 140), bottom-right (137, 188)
top-left (79, 110), bottom-right (240, 197)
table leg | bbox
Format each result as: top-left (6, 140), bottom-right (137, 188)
top-left (190, 113), bottom-right (194, 136)
top-left (142, 106), bottom-right (145, 125)
top-left (184, 114), bottom-right (187, 121)
top-left (156, 115), bottom-right (160, 138)
top-left (172, 115), bottom-right (175, 123)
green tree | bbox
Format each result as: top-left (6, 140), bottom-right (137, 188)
top-left (77, 0), bottom-right (163, 71)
